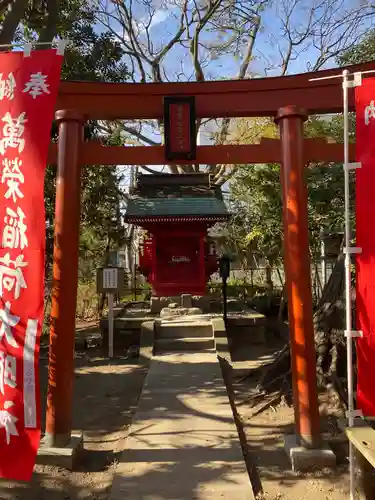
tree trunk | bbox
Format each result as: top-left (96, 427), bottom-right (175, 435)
top-left (98, 237), bottom-right (112, 316)
top-left (277, 283), bottom-right (287, 323)
top-left (0, 0), bottom-right (28, 46)
top-left (265, 263), bottom-right (273, 309)
top-left (250, 252), bottom-right (348, 394)
top-left (38, 0), bottom-right (60, 44)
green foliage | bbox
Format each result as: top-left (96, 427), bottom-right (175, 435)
top-left (226, 115), bottom-right (355, 266)
top-left (228, 163), bottom-right (282, 266)
top-left (19, 0), bottom-right (128, 83)
top-left (33, 2), bottom-right (131, 280)
top-left (78, 165), bottom-right (125, 279)
top-left (338, 29), bottom-right (375, 66)
top-left (58, 4), bottom-right (127, 83)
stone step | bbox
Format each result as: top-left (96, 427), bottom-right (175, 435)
top-left (158, 322), bottom-right (213, 339)
top-left (155, 337), bottom-right (215, 353)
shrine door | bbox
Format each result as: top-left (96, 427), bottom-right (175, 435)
top-left (154, 233), bottom-right (205, 295)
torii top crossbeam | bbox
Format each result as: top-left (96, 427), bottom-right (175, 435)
top-left (56, 60), bottom-right (375, 120)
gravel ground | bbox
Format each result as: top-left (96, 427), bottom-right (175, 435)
top-left (0, 344), bottom-right (146, 500)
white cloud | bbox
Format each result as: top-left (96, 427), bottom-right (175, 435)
top-left (149, 9), bottom-right (170, 28)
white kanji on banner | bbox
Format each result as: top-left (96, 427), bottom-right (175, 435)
top-left (0, 73), bottom-right (16, 101)
top-left (0, 351), bottom-right (16, 395)
top-left (23, 72), bottom-right (50, 99)
top-left (365, 100), bottom-right (375, 125)
top-left (0, 112), bottom-right (27, 155)
top-left (2, 207), bottom-right (28, 250)
top-left (0, 301), bottom-right (19, 348)
top-left (1, 158), bottom-right (25, 202)
top-left (0, 254), bottom-right (28, 300)
top-left (0, 401), bottom-right (19, 445)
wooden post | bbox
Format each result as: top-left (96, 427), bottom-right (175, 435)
top-left (320, 231), bottom-right (327, 288)
top-left (356, 450), bottom-right (375, 499)
top-left (45, 110), bottom-right (84, 447)
top-left (275, 105), bottom-right (321, 449)
top-left (107, 292), bottom-right (114, 358)
top-left (199, 232), bottom-right (205, 292)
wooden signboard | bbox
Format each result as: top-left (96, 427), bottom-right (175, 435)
top-left (164, 96), bottom-right (196, 161)
top-left (96, 266), bottom-right (125, 358)
top-left (321, 232), bottom-right (343, 258)
top-left (96, 266), bottom-right (125, 294)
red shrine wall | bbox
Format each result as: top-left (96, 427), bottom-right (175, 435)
top-left (138, 223), bottom-right (218, 296)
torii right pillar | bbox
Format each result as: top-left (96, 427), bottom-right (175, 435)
top-left (275, 106), bottom-right (336, 471)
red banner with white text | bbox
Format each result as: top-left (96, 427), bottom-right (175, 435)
top-left (0, 49), bottom-right (63, 480)
top-left (356, 77), bottom-right (375, 416)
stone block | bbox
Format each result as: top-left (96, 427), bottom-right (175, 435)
top-left (181, 294), bottom-right (193, 308)
top-left (37, 432), bottom-right (83, 470)
top-left (192, 295), bottom-right (211, 313)
top-left (139, 321), bottom-right (155, 367)
top-left (248, 325), bottom-right (266, 344)
top-left (150, 296), bottom-right (181, 313)
top-left (160, 307), bottom-right (202, 319)
top-left (212, 317), bottom-right (231, 362)
top-left (284, 434), bottom-right (336, 472)
top-left (150, 296), bottom-right (161, 314)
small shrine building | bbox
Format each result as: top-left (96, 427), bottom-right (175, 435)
top-left (125, 172), bottom-right (229, 296)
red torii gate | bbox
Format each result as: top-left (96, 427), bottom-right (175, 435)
top-left (45, 60), bottom-right (375, 451)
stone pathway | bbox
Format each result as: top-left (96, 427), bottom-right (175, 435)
top-left (109, 352), bottom-right (254, 499)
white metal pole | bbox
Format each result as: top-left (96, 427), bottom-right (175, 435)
top-left (320, 236), bottom-right (327, 288)
top-left (343, 69), bottom-right (355, 500)
top-left (108, 292), bottom-right (114, 358)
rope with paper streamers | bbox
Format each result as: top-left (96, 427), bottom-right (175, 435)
top-left (0, 39), bottom-right (70, 57)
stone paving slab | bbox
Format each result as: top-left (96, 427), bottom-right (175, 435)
top-left (110, 353), bottom-right (254, 500)
top-left (136, 392), bottom-right (231, 414)
top-left (140, 377), bottom-right (228, 393)
top-left (130, 411), bottom-right (238, 434)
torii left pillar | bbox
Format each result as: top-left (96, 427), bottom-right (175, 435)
top-left (42, 110), bottom-right (84, 464)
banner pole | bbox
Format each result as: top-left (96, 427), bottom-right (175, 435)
top-left (343, 69), bottom-right (354, 425)
top-left (342, 68), bottom-right (356, 500)
top-left (342, 69), bottom-right (366, 500)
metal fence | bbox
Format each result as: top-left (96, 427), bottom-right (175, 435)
top-left (209, 261), bottom-right (335, 298)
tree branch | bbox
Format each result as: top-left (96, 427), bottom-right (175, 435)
top-left (209, 10), bottom-right (262, 180)
top-left (0, 0), bottom-right (28, 46)
top-left (38, 0), bottom-right (60, 44)
top-left (189, 0), bottom-right (222, 82)
top-left (0, 0), bottom-right (12, 16)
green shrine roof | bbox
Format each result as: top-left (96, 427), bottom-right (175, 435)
top-left (126, 196), bottom-right (227, 218)
top-left (125, 173), bottom-right (229, 223)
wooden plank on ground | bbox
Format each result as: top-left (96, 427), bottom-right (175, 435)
top-left (346, 426), bottom-right (375, 468)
